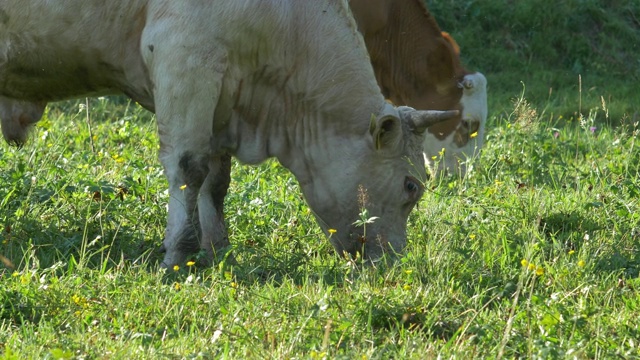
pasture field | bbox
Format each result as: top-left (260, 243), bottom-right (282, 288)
top-left (1, 90), bottom-right (639, 359)
top-left (2, 1), bottom-right (640, 358)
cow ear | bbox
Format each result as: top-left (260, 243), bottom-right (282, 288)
top-left (441, 32), bottom-right (461, 56)
top-left (370, 113), bottom-right (403, 153)
top-left (429, 38), bottom-right (460, 89)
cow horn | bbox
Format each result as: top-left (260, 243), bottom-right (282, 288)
top-left (407, 109), bottom-right (460, 133)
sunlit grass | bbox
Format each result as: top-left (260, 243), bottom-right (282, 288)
top-left (4, 1), bottom-right (639, 356)
top-left (1, 89), bottom-right (639, 358)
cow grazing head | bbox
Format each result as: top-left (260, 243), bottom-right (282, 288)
top-left (349, 0), bottom-right (488, 176)
top-left (0, 97), bottom-right (47, 147)
top-left (296, 104), bottom-right (457, 261)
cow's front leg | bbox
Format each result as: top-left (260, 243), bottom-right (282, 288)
top-left (160, 149), bottom-right (210, 268)
top-left (198, 153), bottom-right (232, 263)
top-left (150, 66), bottom-right (227, 267)
top-left (142, 17), bottom-right (229, 267)
top-left (156, 99), bottom-right (216, 268)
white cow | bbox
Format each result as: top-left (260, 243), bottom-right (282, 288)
top-left (0, 0), bottom-right (457, 266)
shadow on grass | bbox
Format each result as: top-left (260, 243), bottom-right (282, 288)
top-left (540, 210), bottom-right (640, 278)
top-left (0, 216), bottom-right (160, 274)
top-left (539, 211), bottom-right (602, 252)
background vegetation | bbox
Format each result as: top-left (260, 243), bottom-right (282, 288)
top-left (429, 0), bottom-right (640, 121)
top-left (1, 0), bottom-right (639, 358)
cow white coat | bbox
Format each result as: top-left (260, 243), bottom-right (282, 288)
top-left (0, 0), bottom-right (457, 266)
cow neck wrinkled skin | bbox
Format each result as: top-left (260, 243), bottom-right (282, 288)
top-left (0, 0), bottom-right (458, 266)
top-left (349, 0), bottom-right (488, 176)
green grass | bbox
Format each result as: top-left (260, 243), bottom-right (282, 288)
top-left (428, 0), bottom-right (640, 121)
top-left (2, 1), bottom-right (640, 357)
top-left (1, 91), bottom-right (639, 358)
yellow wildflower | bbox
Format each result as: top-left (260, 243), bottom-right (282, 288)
top-left (568, 250), bottom-right (575, 255)
top-left (528, 263), bottom-right (535, 271)
top-left (328, 228), bottom-right (337, 234)
top-left (310, 351), bottom-right (327, 359)
top-left (402, 284), bottom-right (412, 291)
top-left (173, 265), bottom-right (180, 271)
top-left (470, 131), bottom-right (478, 139)
top-left (521, 259), bottom-right (528, 267)
top-left (535, 267), bottom-right (544, 276)
top-left (180, 184), bottom-right (187, 190)
top-left (186, 261), bottom-right (196, 267)
top-left (578, 260), bottom-right (586, 268)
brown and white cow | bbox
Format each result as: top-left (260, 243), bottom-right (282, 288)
top-left (349, 0), bottom-right (488, 176)
top-left (0, 0), bottom-right (457, 266)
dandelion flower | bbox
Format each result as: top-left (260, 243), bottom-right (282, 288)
top-left (521, 259), bottom-right (528, 267)
top-left (186, 261), bottom-right (195, 267)
top-left (174, 282), bottom-right (181, 290)
top-left (568, 250), bottom-right (575, 255)
top-left (402, 284), bottom-right (412, 291)
top-left (173, 265), bottom-right (180, 271)
top-left (470, 131), bottom-right (478, 139)
top-left (578, 260), bottom-right (586, 268)
top-left (528, 263), bottom-right (535, 271)
top-left (180, 184), bottom-right (187, 190)
top-left (535, 267), bottom-right (544, 276)
top-left (328, 228), bottom-right (337, 234)
top-left (469, 234), bottom-right (476, 240)
top-left (431, 155), bottom-right (438, 160)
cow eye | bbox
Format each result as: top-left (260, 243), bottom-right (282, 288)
top-left (404, 176), bottom-right (422, 198)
